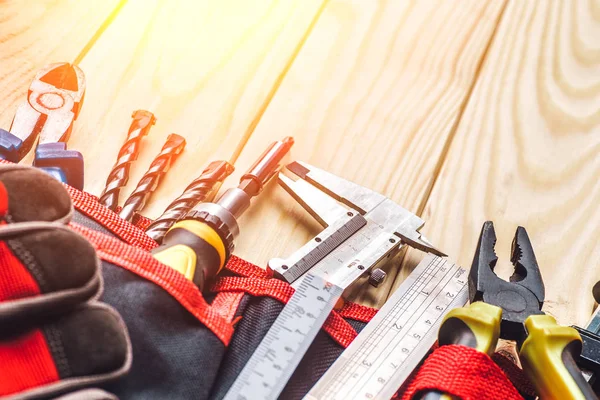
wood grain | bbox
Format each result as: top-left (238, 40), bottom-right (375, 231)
top-left (71, 0), bottom-right (326, 216)
top-left (226, 0), bottom-right (507, 307)
top-left (393, 0), bottom-right (600, 326)
top-left (0, 0), bottom-right (120, 129)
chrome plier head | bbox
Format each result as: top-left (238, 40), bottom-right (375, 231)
top-left (468, 221), bottom-right (545, 341)
top-left (9, 63), bottom-right (86, 157)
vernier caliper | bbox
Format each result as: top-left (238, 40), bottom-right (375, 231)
top-left (223, 161), bottom-right (444, 400)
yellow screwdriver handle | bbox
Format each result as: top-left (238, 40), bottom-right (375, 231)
top-left (520, 314), bottom-right (597, 400)
top-left (414, 302), bottom-right (502, 400)
top-left (152, 220), bottom-right (227, 291)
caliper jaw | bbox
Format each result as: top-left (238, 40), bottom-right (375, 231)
top-left (268, 162), bottom-right (444, 287)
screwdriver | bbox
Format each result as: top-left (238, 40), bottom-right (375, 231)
top-left (152, 137), bottom-right (294, 291)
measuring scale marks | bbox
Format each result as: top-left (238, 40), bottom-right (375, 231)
top-left (307, 255), bottom-right (468, 400)
top-left (223, 161), bottom-right (447, 400)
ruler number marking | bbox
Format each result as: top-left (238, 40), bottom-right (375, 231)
top-left (319, 256), bottom-right (444, 397)
top-left (312, 256), bottom-right (468, 399)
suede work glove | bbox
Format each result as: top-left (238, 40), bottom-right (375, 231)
top-left (0, 165), bottom-right (131, 400)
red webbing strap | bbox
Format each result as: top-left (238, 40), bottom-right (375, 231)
top-left (400, 345), bottom-right (524, 400)
top-left (66, 186), bottom-right (157, 251)
top-left (0, 329), bottom-right (59, 396)
top-left (211, 276), bottom-right (294, 304)
top-left (211, 276), bottom-right (361, 347)
top-left (224, 255), bottom-right (271, 279)
top-left (132, 213), bottom-right (153, 231)
top-left (211, 292), bottom-right (245, 323)
top-left (338, 301), bottom-right (378, 322)
top-left (322, 311), bottom-right (358, 347)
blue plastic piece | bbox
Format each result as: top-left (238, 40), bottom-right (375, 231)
top-left (0, 129), bottom-right (24, 162)
top-left (40, 167), bottom-right (68, 184)
top-left (34, 143), bottom-right (84, 190)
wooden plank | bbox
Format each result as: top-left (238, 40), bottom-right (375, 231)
top-left (227, 0), bottom-right (507, 307)
top-left (393, 0), bottom-right (600, 326)
top-left (72, 0), bottom-right (326, 216)
top-left (0, 0), bottom-right (121, 129)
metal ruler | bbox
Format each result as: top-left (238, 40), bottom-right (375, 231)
top-left (223, 274), bottom-right (343, 400)
top-left (306, 255), bottom-right (468, 400)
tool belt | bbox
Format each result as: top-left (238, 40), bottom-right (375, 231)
top-left (0, 165), bottom-right (534, 400)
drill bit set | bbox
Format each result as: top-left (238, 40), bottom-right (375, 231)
top-left (98, 112), bottom-right (190, 222)
top-left (96, 110), bottom-right (295, 262)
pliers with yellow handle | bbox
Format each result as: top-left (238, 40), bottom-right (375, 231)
top-left (418, 222), bottom-right (596, 400)
top-left (468, 221), bottom-right (595, 400)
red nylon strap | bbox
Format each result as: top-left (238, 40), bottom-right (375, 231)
top-left (211, 292), bottom-right (245, 323)
top-left (71, 223), bottom-right (234, 345)
top-left (0, 329), bottom-right (59, 396)
top-left (401, 345), bottom-right (524, 400)
top-left (132, 213), bottom-right (153, 231)
top-left (322, 311), bottom-right (359, 347)
top-left (221, 258), bottom-right (381, 327)
top-left (211, 276), bottom-right (360, 347)
top-left (224, 255), bottom-right (271, 279)
top-left (66, 186), bottom-right (157, 251)
top-left (339, 301), bottom-right (378, 322)
top-left (211, 276), bottom-right (293, 303)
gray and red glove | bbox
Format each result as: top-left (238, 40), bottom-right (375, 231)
top-left (0, 165), bottom-right (131, 400)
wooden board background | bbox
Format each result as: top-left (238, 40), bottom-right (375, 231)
top-left (1, 0), bottom-right (598, 324)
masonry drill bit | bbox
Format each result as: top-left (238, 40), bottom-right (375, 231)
top-left (145, 160), bottom-right (234, 243)
top-left (119, 133), bottom-right (186, 222)
top-left (99, 110), bottom-right (156, 210)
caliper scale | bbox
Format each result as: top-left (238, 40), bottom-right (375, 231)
top-left (223, 161), bottom-right (445, 400)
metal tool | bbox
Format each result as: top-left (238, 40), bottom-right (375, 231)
top-left (468, 222), bottom-right (596, 400)
top-left (572, 285), bottom-right (600, 390)
top-left (119, 133), bottom-right (186, 222)
top-left (152, 137), bottom-right (294, 291)
top-left (306, 255), bottom-right (468, 400)
top-left (229, 273), bottom-right (344, 399)
top-left (574, 313), bottom-right (600, 391)
top-left (99, 110), bottom-right (156, 211)
top-left (145, 160), bottom-right (234, 244)
top-left (223, 161), bottom-right (444, 400)
top-left (0, 63), bottom-right (85, 188)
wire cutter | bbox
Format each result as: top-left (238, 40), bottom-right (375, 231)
top-left (0, 63), bottom-right (85, 189)
top-left (437, 221), bottom-right (596, 400)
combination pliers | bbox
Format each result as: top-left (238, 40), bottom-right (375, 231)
top-left (432, 221), bottom-right (596, 399)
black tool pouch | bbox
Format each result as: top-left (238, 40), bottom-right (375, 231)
top-left (66, 186), bottom-right (378, 400)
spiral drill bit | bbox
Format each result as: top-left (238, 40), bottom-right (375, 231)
top-left (119, 133), bottom-right (186, 222)
top-left (145, 160), bottom-right (234, 243)
top-left (99, 110), bottom-right (156, 210)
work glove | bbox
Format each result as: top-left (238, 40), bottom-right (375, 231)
top-left (0, 164), bottom-right (131, 400)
